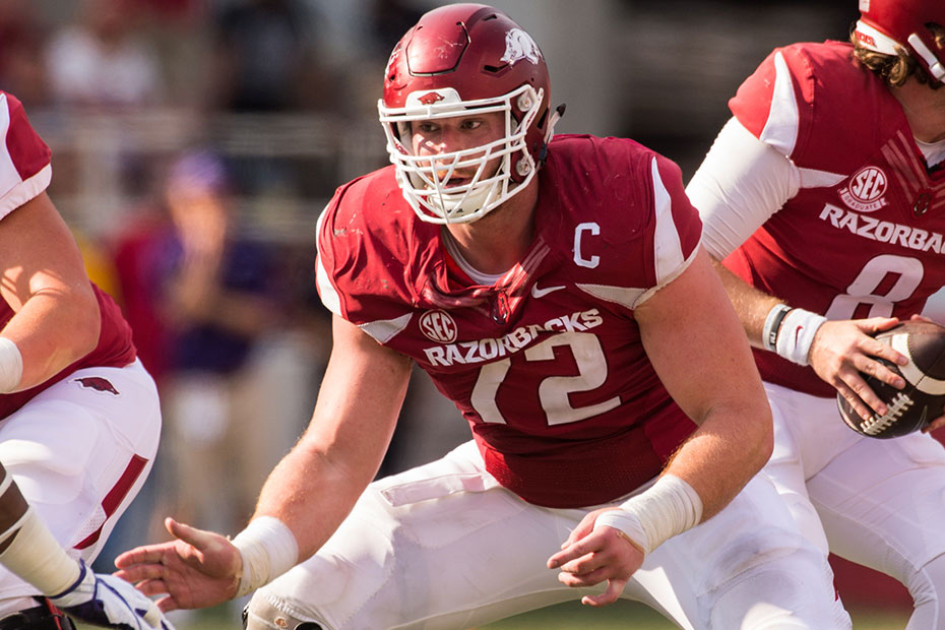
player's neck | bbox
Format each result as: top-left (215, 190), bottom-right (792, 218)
top-left (891, 79), bottom-right (945, 143)
top-left (442, 181), bottom-right (538, 275)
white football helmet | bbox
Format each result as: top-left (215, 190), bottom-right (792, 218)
top-left (378, 4), bottom-right (555, 224)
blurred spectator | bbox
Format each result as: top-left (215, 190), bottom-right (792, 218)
top-left (0, 0), bottom-right (50, 108)
top-left (209, 0), bottom-right (328, 113)
top-left (100, 151), bottom-right (319, 569)
top-left (45, 0), bottom-right (164, 110)
top-left (151, 151), bottom-right (286, 534)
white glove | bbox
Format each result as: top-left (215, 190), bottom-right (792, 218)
top-left (49, 560), bottom-right (173, 630)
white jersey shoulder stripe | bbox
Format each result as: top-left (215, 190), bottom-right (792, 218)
top-left (0, 94), bottom-right (49, 221)
top-left (650, 156), bottom-right (685, 285)
top-left (759, 51), bottom-right (800, 158)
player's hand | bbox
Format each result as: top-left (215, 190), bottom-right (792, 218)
top-left (808, 317), bottom-right (906, 421)
top-left (50, 560), bottom-right (173, 630)
top-left (546, 508), bottom-right (644, 607)
top-left (113, 518), bottom-right (241, 612)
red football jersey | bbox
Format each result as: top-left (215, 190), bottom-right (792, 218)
top-left (0, 92), bottom-right (136, 419)
top-left (317, 134), bottom-right (703, 508)
top-left (727, 42), bottom-right (945, 398)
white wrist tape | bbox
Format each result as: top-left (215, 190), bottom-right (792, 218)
top-left (594, 474), bottom-right (703, 555)
top-left (231, 516), bottom-right (299, 598)
top-left (0, 506), bottom-right (81, 595)
top-left (0, 337), bottom-right (23, 393)
top-left (774, 308), bottom-right (827, 366)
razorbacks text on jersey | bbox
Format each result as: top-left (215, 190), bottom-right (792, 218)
top-left (317, 134), bottom-right (704, 508)
top-left (0, 92), bottom-right (136, 419)
top-left (726, 41), bottom-right (945, 398)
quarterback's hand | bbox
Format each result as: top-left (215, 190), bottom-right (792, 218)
top-left (113, 518), bottom-right (241, 612)
top-left (546, 508), bottom-right (644, 607)
top-left (49, 560), bottom-right (172, 630)
top-left (808, 317), bottom-right (907, 421)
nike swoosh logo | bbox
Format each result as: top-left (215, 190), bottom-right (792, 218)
top-left (531, 283), bottom-right (565, 299)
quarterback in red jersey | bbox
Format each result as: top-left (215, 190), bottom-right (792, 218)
top-left (115, 5), bottom-right (849, 629)
top-left (687, 0), bottom-right (945, 627)
top-left (0, 92), bottom-right (168, 630)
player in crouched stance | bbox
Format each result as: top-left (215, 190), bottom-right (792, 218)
top-left (686, 0), bottom-right (945, 627)
top-left (0, 90), bottom-right (168, 630)
top-left (115, 4), bottom-right (850, 629)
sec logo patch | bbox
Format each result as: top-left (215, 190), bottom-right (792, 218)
top-left (839, 165), bottom-right (888, 213)
top-left (419, 310), bottom-right (457, 344)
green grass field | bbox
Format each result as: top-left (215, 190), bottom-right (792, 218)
top-left (149, 598), bottom-right (909, 630)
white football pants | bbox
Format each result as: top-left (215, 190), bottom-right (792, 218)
top-left (246, 440), bottom-right (851, 630)
top-left (0, 359), bottom-right (161, 616)
top-left (763, 382), bottom-right (945, 630)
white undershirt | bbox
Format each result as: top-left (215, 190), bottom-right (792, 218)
top-left (686, 117), bottom-right (945, 261)
top-left (441, 228), bottom-right (505, 285)
top-left (916, 137), bottom-right (945, 168)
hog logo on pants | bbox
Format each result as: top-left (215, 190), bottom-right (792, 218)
top-left (74, 376), bottom-right (120, 396)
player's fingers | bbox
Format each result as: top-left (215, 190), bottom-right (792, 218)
top-left (923, 413), bottom-right (945, 433)
top-left (113, 563), bottom-right (166, 583)
top-left (548, 538), bottom-right (595, 569)
top-left (114, 544), bottom-right (172, 569)
top-left (556, 564), bottom-right (609, 587)
top-left (165, 517), bottom-right (215, 551)
top-left (836, 379), bottom-right (880, 422)
top-left (852, 351), bottom-right (906, 389)
top-left (155, 595), bottom-right (180, 614)
top-left (855, 316), bottom-right (900, 336)
top-left (129, 577), bottom-right (168, 597)
top-left (581, 578), bottom-right (627, 607)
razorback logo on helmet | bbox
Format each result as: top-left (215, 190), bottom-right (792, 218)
top-left (500, 28), bottom-right (541, 66)
top-left (418, 92), bottom-right (445, 105)
top-left (839, 166), bottom-right (888, 213)
top-left (419, 310), bottom-right (458, 344)
top-left (74, 376), bottom-right (120, 396)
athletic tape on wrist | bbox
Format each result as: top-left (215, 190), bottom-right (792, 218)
top-left (594, 474), bottom-right (703, 555)
top-left (0, 337), bottom-right (22, 394)
top-left (0, 506), bottom-right (81, 596)
top-left (762, 304), bottom-right (792, 352)
top-left (231, 516), bottom-right (299, 598)
top-left (774, 308), bottom-right (827, 366)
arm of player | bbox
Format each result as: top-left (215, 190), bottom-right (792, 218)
top-left (0, 192), bottom-right (100, 392)
top-left (685, 117), bottom-right (908, 422)
top-left (0, 463), bottom-right (171, 630)
top-left (549, 248), bottom-right (775, 605)
top-left (115, 315), bottom-right (413, 611)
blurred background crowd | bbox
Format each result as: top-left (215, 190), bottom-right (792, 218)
top-left (0, 0), bottom-right (931, 623)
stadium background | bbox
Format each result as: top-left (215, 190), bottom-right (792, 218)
top-left (16, 0), bottom-right (939, 627)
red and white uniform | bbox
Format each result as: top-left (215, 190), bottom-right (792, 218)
top-left (0, 92), bottom-right (160, 615)
top-left (254, 135), bottom-right (850, 629)
top-left (727, 40), bottom-right (945, 397)
top-left (318, 134), bottom-right (701, 509)
top-left (689, 41), bottom-right (945, 629)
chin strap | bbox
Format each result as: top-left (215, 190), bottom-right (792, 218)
top-left (538, 103), bottom-right (567, 165)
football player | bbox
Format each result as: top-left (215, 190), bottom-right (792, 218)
top-left (685, 0), bottom-right (945, 627)
top-left (114, 4), bottom-right (850, 629)
top-left (0, 92), bottom-right (168, 630)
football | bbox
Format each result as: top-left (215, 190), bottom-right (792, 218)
top-left (837, 320), bottom-right (945, 439)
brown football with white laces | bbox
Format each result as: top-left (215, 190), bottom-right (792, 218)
top-left (837, 321), bottom-right (945, 439)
